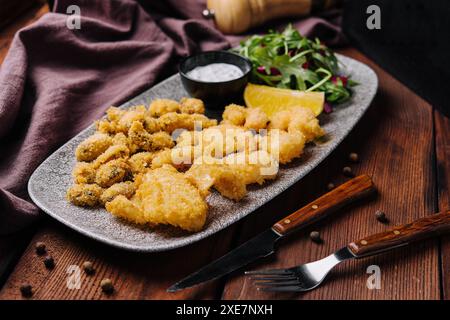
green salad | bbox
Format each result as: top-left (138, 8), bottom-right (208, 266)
top-left (234, 25), bottom-right (357, 112)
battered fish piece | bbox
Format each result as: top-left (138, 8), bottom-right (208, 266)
top-left (95, 159), bottom-right (130, 187)
top-left (72, 162), bottom-right (95, 184)
top-left (100, 181), bottom-right (136, 204)
top-left (75, 133), bottom-right (113, 162)
top-left (180, 97), bottom-right (205, 114)
top-left (128, 121), bottom-right (174, 152)
top-left (186, 150), bottom-right (278, 200)
top-left (159, 112), bottom-right (218, 133)
top-left (186, 164), bottom-right (247, 201)
top-left (148, 99), bottom-right (180, 117)
top-left (67, 184), bottom-right (103, 207)
top-left (106, 165), bottom-right (208, 232)
top-left (258, 129), bottom-right (306, 164)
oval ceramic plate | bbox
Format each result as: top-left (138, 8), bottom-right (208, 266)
top-left (28, 54), bottom-right (378, 252)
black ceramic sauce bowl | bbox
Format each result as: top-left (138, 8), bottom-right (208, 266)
top-left (179, 51), bottom-right (252, 110)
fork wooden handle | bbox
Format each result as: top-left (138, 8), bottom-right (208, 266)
top-left (272, 175), bottom-right (375, 236)
top-left (348, 210), bottom-right (450, 257)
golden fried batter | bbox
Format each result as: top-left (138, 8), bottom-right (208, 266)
top-left (93, 144), bottom-right (130, 168)
top-left (106, 166), bottom-right (208, 232)
top-left (75, 133), bottom-right (113, 162)
top-left (222, 104), bottom-right (247, 126)
top-left (100, 181), bottom-right (136, 204)
top-left (244, 107), bottom-right (269, 130)
top-left (128, 121), bottom-right (174, 152)
top-left (159, 112), bottom-right (218, 133)
top-left (95, 159), bottom-right (130, 187)
top-left (72, 162), bottom-right (95, 184)
top-left (180, 97), bottom-right (205, 114)
top-left (269, 106), bottom-right (324, 142)
top-left (67, 184), bottom-right (103, 207)
top-left (258, 129), bottom-right (306, 164)
top-left (128, 152), bottom-right (156, 175)
top-left (148, 99), bottom-right (181, 117)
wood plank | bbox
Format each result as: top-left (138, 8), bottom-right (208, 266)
top-left (0, 218), bottom-right (240, 299)
top-left (222, 48), bottom-right (440, 300)
top-left (435, 110), bottom-right (450, 300)
top-left (0, 1), bottom-right (49, 65)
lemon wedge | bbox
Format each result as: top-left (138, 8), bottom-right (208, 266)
top-left (244, 83), bottom-right (325, 116)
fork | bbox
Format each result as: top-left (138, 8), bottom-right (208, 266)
top-left (246, 210), bottom-right (450, 292)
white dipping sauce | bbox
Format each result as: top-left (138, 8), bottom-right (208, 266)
top-left (186, 63), bottom-right (244, 82)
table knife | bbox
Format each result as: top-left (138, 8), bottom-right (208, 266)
top-left (167, 174), bottom-right (375, 292)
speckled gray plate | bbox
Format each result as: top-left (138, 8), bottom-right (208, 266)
top-left (28, 54), bottom-right (377, 252)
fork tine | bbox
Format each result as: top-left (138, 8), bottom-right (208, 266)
top-left (249, 275), bottom-right (297, 281)
top-left (253, 280), bottom-right (300, 286)
top-left (257, 285), bottom-right (306, 292)
top-left (245, 269), bottom-right (293, 276)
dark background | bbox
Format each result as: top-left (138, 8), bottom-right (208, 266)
top-left (343, 0), bottom-right (450, 117)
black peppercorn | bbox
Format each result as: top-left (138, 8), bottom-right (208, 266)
top-left (349, 152), bottom-right (359, 162)
top-left (375, 210), bottom-right (388, 223)
top-left (83, 261), bottom-right (95, 275)
top-left (310, 231), bottom-right (322, 243)
top-left (101, 279), bottom-right (114, 294)
top-left (20, 283), bottom-right (33, 298)
top-left (44, 256), bottom-right (55, 269)
top-left (343, 166), bottom-right (353, 177)
top-left (35, 242), bottom-right (46, 255)
top-left (327, 182), bottom-right (335, 190)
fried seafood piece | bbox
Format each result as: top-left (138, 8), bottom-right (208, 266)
top-left (95, 159), bottom-right (130, 188)
top-left (159, 112), bottom-right (217, 133)
top-left (128, 121), bottom-right (174, 152)
top-left (186, 150), bottom-right (278, 200)
top-left (100, 181), bottom-right (136, 204)
top-left (222, 104), bottom-right (247, 126)
top-left (244, 107), bottom-right (269, 130)
top-left (185, 164), bottom-right (247, 201)
top-left (150, 148), bottom-right (193, 171)
top-left (127, 152), bottom-right (156, 175)
top-left (105, 165), bottom-right (208, 232)
top-left (269, 106), bottom-right (324, 142)
top-left (75, 133), bottom-right (113, 162)
top-left (72, 162), bottom-right (96, 184)
top-left (67, 184), bottom-right (103, 207)
top-left (143, 115), bottom-right (162, 133)
top-left (148, 99), bottom-right (181, 117)
top-left (179, 97), bottom-right (205, 114)
top-left (258, 129), bottom-right (306, 164)
top-left (95, 106), bottom-right (147, 134)
top-left (93, 144), bottom-right (130, 168)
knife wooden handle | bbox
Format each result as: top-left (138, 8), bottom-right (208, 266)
top-left (272, 175), bottom-right (375, 236)
top-left (347, 210), bottom-right (450, 258)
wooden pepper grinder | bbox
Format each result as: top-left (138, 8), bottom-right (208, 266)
top-left (203, 0), bottom-right (341, 34)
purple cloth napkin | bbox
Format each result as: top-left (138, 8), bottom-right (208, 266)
top-left (0, 0), bottom-right (344, 235)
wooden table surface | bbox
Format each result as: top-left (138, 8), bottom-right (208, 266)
top-left (0, 3), bottom-right (449, 300)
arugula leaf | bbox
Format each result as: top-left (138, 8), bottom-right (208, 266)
top-left (233, 24), bottom-right (356, 107)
